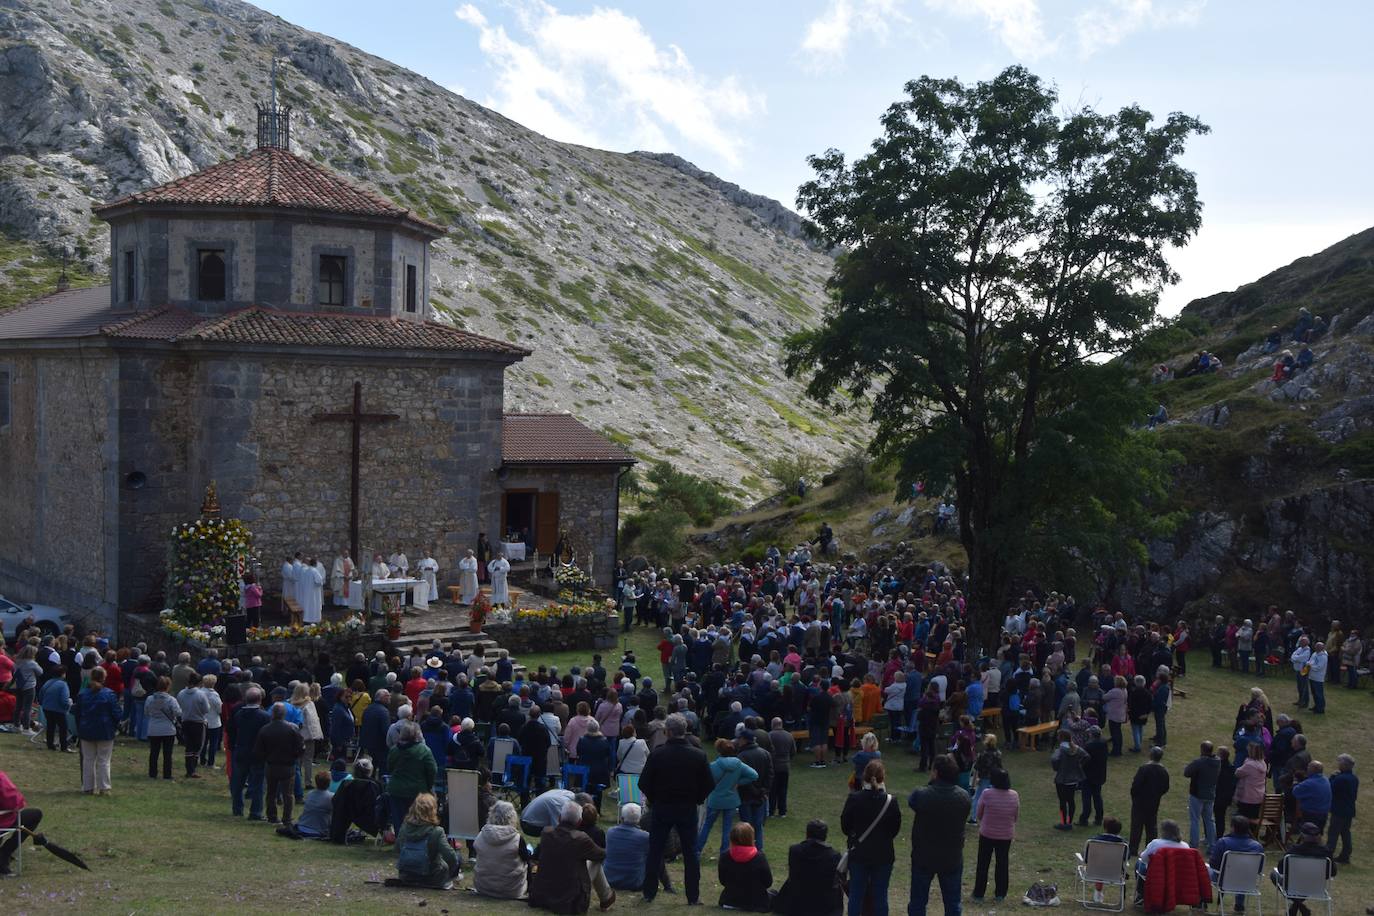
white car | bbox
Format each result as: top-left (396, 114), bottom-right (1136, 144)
top-left (0, 595), bottom-right (76, 636)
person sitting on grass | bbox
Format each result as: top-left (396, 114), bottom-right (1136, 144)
top-left (1132, 818), bottom-right (1189, 905)
top-left (394, 793), bottom-right (461, 889)
top-left (528, 799), bottom-right (609, 914)
top-left (279, 771), bottom-right (334, 839)
top-left (329, 757), bottom-right (382, 844)
top-left (473, 800), bottom-right (532, 899)
top-left (718, 821), bottom-right (774, 911)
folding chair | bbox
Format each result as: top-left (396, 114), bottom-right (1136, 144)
top-left (616, 773), bottom-right (641, 807)
top-left (489, 736), bottom-right (517, 786)
top-left (1273, 855), bottom-right (1332, 916)
top-left (498, 756), bottom-right (531, 804)
top-left (1257, 794), bottom-right (1285, 848)
top-left (1213, 850), bottom-right (1264, 916)
top-left (27, 706), bottom-right (47, 746)
top-left (0, 806), bottom-right (23, 876)
top-left (561, 763), bottom-right (590, 792)
top-left (1075, 838), bottom-right (1129, 911)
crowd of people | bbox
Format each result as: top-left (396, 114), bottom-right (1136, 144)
top-left (0, 553), bottom-right (1363, 915)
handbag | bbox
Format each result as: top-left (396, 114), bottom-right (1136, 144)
top-left (836, 792), bottom-right (893, 876)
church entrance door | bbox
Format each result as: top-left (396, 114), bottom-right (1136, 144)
top-left (502, 490), bottom-right (535, 544)
top-left (535, 491), bottom-right (559, 556)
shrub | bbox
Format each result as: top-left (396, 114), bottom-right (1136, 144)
top-left (762, 454), bottom-right (821, 495)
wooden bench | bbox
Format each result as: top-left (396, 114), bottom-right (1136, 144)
top-left (790, 724), bottom-right (875, 744)
top-left (978, 707), bottom-right (1001, 733)
top-left (1017, 719), bottom-right (1059, 751)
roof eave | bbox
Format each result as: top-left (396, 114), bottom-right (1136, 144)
top-left (92, 200), bottom-right (446, 239)
top-left (499, 458), bottom-right (637, 468)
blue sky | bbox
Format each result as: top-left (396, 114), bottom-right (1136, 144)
top-left (254, 0), bottom-right (1373, 314)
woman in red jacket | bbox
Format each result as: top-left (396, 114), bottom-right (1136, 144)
top-left (0, 769), bottom-right (43, 876)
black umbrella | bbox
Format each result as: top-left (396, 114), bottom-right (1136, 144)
top-left (23, 829), bottom-right (91, 871)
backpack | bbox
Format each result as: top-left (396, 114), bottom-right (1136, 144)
top-left (397, 833), bottom-right (431, 875)
top-left (132, 672), bottom-right (148, 699)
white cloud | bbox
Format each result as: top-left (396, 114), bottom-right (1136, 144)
top-left (1074, 0), bottom-right (1204, 57)
top-left (925, 0), bottom-right (1055, 59)
top-left (453, 1), bottom-right (761, 166)
top-left (799, 0), bottom-right (909, 67)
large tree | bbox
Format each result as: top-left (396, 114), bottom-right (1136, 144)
top-left (786, 66), bottom-right (1205, 648)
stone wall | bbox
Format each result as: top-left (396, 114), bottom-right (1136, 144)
top-left (483, 612), bottom-right (618, 655)
top-left (500, 465), bottom-right (624, 589)
top-left (0, 350), bottom-right (119, 624)
top-left (116, 349), bottom-right (509, 615)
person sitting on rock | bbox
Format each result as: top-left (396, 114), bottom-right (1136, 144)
top-left (1291, 307), bottom-right (1313, 342)
top-left (1296, 346), bottom-right (1314, 373)
top-left (1272, 350), bottom-right (1296, 383)
top-left (1262, 327), bottom-right (1282, 354)
top-left (1147, 404), bottom-right (1168, 430)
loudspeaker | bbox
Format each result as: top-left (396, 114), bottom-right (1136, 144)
top-left (225, 614), bottom-right (248, 646)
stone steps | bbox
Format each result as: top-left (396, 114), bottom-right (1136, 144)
top-left (388, 604), bottom-right (527, 677)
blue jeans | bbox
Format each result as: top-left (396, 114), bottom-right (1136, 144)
top-left (909, 861), bottom-right (962, 916)
top-left (230, 750), bottom-right (264, 818)
top-left (133, 697), bottom-right (148, 741)
top-left (697, 806), bottom-right (734, 855)
top-left (849, 860), bottom-right (893, 916)
top-left (1295, 673), bottom-right (1309, 707)
top-left (1130, 722), bottom-right (1144, 750)
top-left (971, 784), bottom-right (986, 821)
top-left (1188, 794), bottom-right (1216, 851)
top-left (738, 800), bottom-right (766, 850)
top-left (1310, 679), bottom-right (1325, 713)
top-left (390, 794), bottom-right (416, 832)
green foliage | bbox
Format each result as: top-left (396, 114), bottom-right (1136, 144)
top-left (1328, 430), bottom-right (1374, 479)
top-left (112, 23), bottom-right (134, 45)
top-left (762, 453), bottom-right (821, 495)
top-left (786, 66), bottom-right (1207, 645)
top-left (480, 179), bottom-right (513, 212)
top-left (0, 233), bottom-right (100, 311)
top-left (622, 462), bottom-right (735, 564)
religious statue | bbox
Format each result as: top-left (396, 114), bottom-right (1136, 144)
top-left (457, 549), bottom-right (479, 605)
top-left (488, 552), bottom-right (511, 607)
top-left (330, 546), bottom-right (354, 607)
top-left (200, 481), bottom-right (221, 518)
top-left (417, 550), bottom-right (439, 603)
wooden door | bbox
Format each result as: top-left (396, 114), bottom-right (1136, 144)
top-left (535, 491), bottom-right (560, 555)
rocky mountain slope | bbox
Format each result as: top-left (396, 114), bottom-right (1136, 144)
top-left (1111, 227), bottom-right (1374, 621)
top-left (0, 0), bottom-right (845, 494)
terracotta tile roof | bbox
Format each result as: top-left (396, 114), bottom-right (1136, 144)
top-left (94, 147), bottom-right (444, 235)
top-left (0, 285), bottom-right (115, 339)
top-left (502, 413), bottom-right (636, 465)
top-left (104, 306), bottom-right (529, 357)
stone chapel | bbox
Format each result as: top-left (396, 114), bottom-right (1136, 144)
top-left (0, 110), bottom-right (632, 634)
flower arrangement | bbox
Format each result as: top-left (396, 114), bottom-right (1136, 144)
top-left (163, 508), bottom-right (256, 627)
top-left (469, 592), bottom-right (492, 633)
top-left (516, 598), bottom-right (604, 621)
top-left (383, 594), bottom-right (404, 638)
top-left (160, 608), bottom-right (365, 644)
top-left (555, 564), bottom-right (592, 591)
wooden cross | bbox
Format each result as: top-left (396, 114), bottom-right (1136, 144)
top-left (312, 381), bottom-right (398, 567)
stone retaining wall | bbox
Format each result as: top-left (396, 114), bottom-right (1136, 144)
top-left (482, 612), bottom-right (619, 655)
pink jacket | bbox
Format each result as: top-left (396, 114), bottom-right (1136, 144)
top-left (1235, 757), bottom-right (1267, 805)
top-left (0, 770), bottom-right (24, 828)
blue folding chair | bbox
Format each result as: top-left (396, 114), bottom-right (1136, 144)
top-left (561, 763), bottom-right (590, 792)
top-left (500, 755), bottom-right (532, 804)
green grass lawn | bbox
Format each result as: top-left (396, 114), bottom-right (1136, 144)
top-left (4, 637), bottom-right (1373, 914)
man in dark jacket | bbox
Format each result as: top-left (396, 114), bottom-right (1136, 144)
top-left (779, 819), bottom-right (844, 916)
top-left (519, 706), bottom-right (555, 789)
top-left (528, 799), bottom-right (608, 914)
top-left (230, 687), bottom-right (271, 819)
top-left (639, 713), bottom-right (714, 903)
top-left (736, 730), bottom-right (773, 851)
top-left (358, 691), bottom-right (392, 775)
top-left (908, 754), bottom-right (972, 916)
top-left (1184, 741), bottom-right (1221, 852)
top-left (1080, 726), bottom-right (1110, 826)
top-left (1129, 746), bottom-right (1172, 856)
top-left (254, 702), bottom-right (306, 825)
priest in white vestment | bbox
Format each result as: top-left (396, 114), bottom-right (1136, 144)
top-left (488, 554), bottom-right (511, 606)
top-left (280, 557), bottom-right (297, 613)
top-left (458, 550), bottom-right (479, 604)
top-left (417, 551), bottom-right (439, 602)
top-left (330, 548), bottom-right (354, 607)
top-left (388, 550), bottom-right (409, 578)
top-left (299, 558), bottom-right (325, 624)
top-left (371, 553), bottom-right (391, 580)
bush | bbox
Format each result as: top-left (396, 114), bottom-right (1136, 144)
top-left (626, 508), bottom-right (692, 564)
top-left (645, 461), bottom-right (733, 526)
top-left (762, 454), bottom-right (821, 495)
